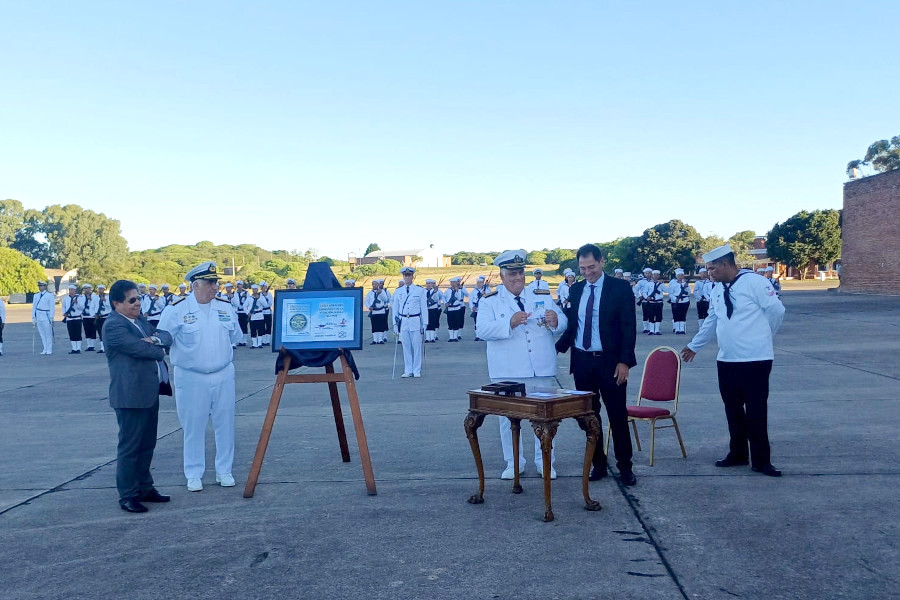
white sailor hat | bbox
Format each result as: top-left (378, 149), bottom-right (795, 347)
top-left (259, 280), bottom-right (268, 286)
top-left (225, 282), bottom-right (234, 287)
top-left (345, 279), bottom-right (357, 284)
top-left (425, 278), bottom-right (436, 284)
top-left (477, 275), bottom-right (486, 281)
top-left (563, 268), bottom-right (574, 275)
top-left (699, 268), bottom-right (707, 273)
top-left (400, 267), bottom-right (415, 275)
top-left (251, 284), bottom-right (260, 290)
top-left (138, 282), bottom-right (147, 288)
top-left (614, 268), bottom-right (624, 274)
top-left (37, 280), bottom-right (47, 285)
top-left (286, 278), bottom-right (296, 284)
top-left (623, 272), bottom-right (632, 277)
top-left (68, 284), bottom-right (77, 290)
top-left (493, 249), bottom-right (527, 270)
top-left (97, 284), bottom-right (106, 290)
top-left (702, 243), bottom-right (733, 263)
top-left (765, 266), bottom-right (774, 272)
top-left (161, 283), bottom-right (170, 289)
top-left (148, 283), bottom-right (158, 290)
top-left (449, 276), bottom-right (462, 283)
top-left (185, 262), bottom-right (219, 282)
top-left (371, 278), bottom-right (383, 284)
top-left (674, 268), bottom-right (684, 276)
top-left (651, 269), bottom-right (661, 275)
top-left (642, 267), bottom-right (652, 273)
top-left (533, 268), bottom-right (543, 275)
top-left (236, 280), bottom-right (244, 285)
top-left (178, 283), bottom-right (187, 289)
top-left (82, 283), bottom-right (92, 289)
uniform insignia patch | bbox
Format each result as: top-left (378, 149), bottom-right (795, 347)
top-left (215, 297), bottom-right (231, 303)
top-left (183, 314), bottom-right (198, 324)
top-left (533, 289), bottom-right (551, 295)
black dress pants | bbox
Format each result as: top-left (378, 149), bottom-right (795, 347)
top-left (114, 401), bottom-right (160, 504)
top-left (237, 313), bottom-right (249, 335)
top-left (66, 319), bottom-right (83, 341)
top-left (572, 349), bottom-right (633, 472)
top-left (717, 360), bottom-right (773, 467)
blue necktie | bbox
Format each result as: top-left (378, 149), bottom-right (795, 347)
top-left (582, 285), bottom-right (596, 349)
top-left (515, 296), bottom-right (525, 312)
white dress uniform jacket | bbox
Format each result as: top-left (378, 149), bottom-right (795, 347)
top-left (233, 290), bottom-right (249, 314)
top-left (667, 280), bottom-right (691, 304)
top-left (243, 294), bottom-right (270, 321)
top-left (144, 295), bottom-right (166, 320)
top-left (391, 283), bottom-right (428, 377)
top-left (62, 294), bottom-right (85, 321)
top-left (557, 281), bottom-right (570, 307)
top-left (158, 295), bottom-right (243, 373)
top-left (443, 286), bottom-right (468, 310)
top-left (693, 279), bottom-right (712, 301)
top-left (477, 285), bottom-right (567, 378)
top-left (365, 290), bottom-right (391, 314)
top-left (526, 279), bottom-right (550, 293)
top-left (687, 271), bottom-right (785, 362)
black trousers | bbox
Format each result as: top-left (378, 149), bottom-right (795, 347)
top-left (370, 313), bottom-right (389, 333)
top-left (572, 349), bottom-right (633, 472)
top-left (447, 308), bottom-right (465, 329)
top-left (717, 360), bottom-right (773, 467)
top-left (0, 320), bottom-right (4, 343)
top-left (66, 319), bottom-right (83, 341)
top-left (671, 302), bottom-right (689, 322)
top-left (427, 308), bottom-right (441, 330)
top-left (640, 302), bottom-right (649, 323)
top-left (82, 317), bottom-right (97, 340)
top-left (250, 319), bottom-right (266, 337)
top-left (647, 303), bottom-right (663, 323)
top-left (697, 300), bottom-right (710, 320)
top-left (237, 313), bottom-right (249, 334)
top-left (263, 314), bottom-right (272, 335)
top-left (114, 401), bottom-right (159, 504)
top-left (96, 317), bottom-right (107, 340)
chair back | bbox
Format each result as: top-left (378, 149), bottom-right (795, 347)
top-left (638, 346), bottom-right (681, 410)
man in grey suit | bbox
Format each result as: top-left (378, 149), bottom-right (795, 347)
top-left (102, 280), bottom-right (173, 513)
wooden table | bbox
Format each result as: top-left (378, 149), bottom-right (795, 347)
top-left (464, 388), bottom-right (603, 522)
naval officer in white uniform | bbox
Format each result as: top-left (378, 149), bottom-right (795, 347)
top-left (157, 262), bottom-right (244, 491)
top-left (476, 250), bottom-right (567, 480)
top-left (32, 281), bottom-right (56, 354)
top-left (390, 266), bottom-right (428, 377)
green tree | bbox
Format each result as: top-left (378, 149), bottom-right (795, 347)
top-left (727, 230), bottom-right (756, 265)
top-left (765, 210), bottom-right (841, 279)
top-left (635, 220), bottom-right (702, 275)
top-left (608, 236), bottom-right (642, 273)
top-left (863, 135), bottom-right (900, 173)
top-left (0, 199), bottom-right (26, 247)
top-left (546, 248), bottom-right (575, 265)
top-left (526, 250), bottom-right (547, 265)
top-left (364, 242), bottom-right (381, 256)
top-left (0, 247), bottom-right (46, 293)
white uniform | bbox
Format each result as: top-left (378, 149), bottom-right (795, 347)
top-left (32, 290), bottom-right (55, 354)
top-left (139, 293), bottom-right (152, 316)
top-left (667, 279), bottom-right (691, 333)
top-left (693, 278), bottom-right (713, 326)
top-left (261, 291), bottom-right (273, 345)
top-left (470, 284), bottom-right (492, 340)
top-left (158, 295), bottom-right (243, 480)
top-left (144, 295), bottom-right (166, 322)
top-left (526, 278), bottom-right (550, 293)
top-left (687, 271), bottom-right (785, 362)
top-left (556, 281), bottom-right (570, 308)
top-left (391, 283), bottom-right (428, 377)
top-left (443, 286), bottom-right (469, 340)
top-left (61, 293), bottom-right (86, 351)
top-left (365, 289), bottom-right (391, 344)
top-left (477, 285), bottom-right (567, 469)
top-left (243, 293), bottom-right (271, 347)
top-left (0, 297), bottom-right (5, 354)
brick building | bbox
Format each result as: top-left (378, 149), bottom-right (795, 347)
top-left (842, 169), bottom-right (900, 295)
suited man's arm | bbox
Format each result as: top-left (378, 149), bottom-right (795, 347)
top-left (104, 320), bottom-right (166, 360)
top-left (147, 323), bottom-right (173, 348)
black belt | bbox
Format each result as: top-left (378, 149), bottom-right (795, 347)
top-left (401, 313), bottom-right (421, 318)
top-left (574, 348), bottom-right (605, 357)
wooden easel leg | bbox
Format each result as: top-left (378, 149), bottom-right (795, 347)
top-left (325, 362), bottom-right (351, 462)
top-left (341, 354), bottom-right (377, 495)
top-left (576, 415), bottom-right (603, 512)
top-left (244, 355), bottom-right (291, 498)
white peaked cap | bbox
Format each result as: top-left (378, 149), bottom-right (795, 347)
top-left (702, 243), bottom-right (733, 263)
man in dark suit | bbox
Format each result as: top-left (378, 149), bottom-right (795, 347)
top-left (556, 244), bottom-right (638, 485)
top-left (102, 280), bottom-right (173, 513)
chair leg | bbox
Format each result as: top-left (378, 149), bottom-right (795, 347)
top-left (672, 417), bottom-right (687, 458)
top-left (649, 419), bottom-right (656, 467)
top-left (631, 419), bottom-right (642, 452)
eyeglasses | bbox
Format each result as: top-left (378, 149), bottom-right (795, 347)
top-left (127, 297), bottom-right (140, 304)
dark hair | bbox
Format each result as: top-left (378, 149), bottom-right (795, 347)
top-left (711, 252), bottom-right (737, 267)
top-left (109, 279), bottom-right (138, 305)
top-left (576, 243), bottom-right (604, 262)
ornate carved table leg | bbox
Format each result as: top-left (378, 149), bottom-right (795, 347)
top-left (464, 411), bottom-right (487, 504)
top-left (510, 418), bottom-right (523, 494)
top-left (576, 414), bottom-right (603, 512)
top-left (531, 420), bottom-right (559, 522)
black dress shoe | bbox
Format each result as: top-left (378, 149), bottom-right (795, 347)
top-left (120, 498), bottom-right (148, 513)
top-left (715, 455), bottom-right (750, 467)
top-left (589, 467), bottom-right (608, 481)
top-left (619, 470), bottom-right (637, 486)
top-left (140, 489), bottom-right (171, 502)
top-left (752, 464), bottom-right (782, 477)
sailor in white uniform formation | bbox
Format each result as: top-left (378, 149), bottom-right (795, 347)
top-left (391, 266), bottom-right (428, 377)
top-left (143, 284), bottom-right (166, 327)
top-left (641, 269), bottom-right (666, 335)
top-left (635, 267), bottom-right (653, 333)
top-left (32, 281), bottom-right (56, 354)
top-left (62, 284), bottom-right (86, 353)
top-left (667, 268), bottom-right (691, 335)
top-left (424, 278), bottom-right (443, 343)
top-left (365, 279), bottom-right (391, 344)
top-left (477, 250), bottom-right (567, 480)
top-left (693, 268), bottom-right (713, 327)
top-left (95, 284), bottom-right (113, 353)
top-left (443, 277), bottom-right (468, 342)
top-left (243, 284), bottom-right (270, 348)
top-left (526, 268), bottom-right (550, 292)
top-left (681, 244), bottom-right (785, 478)
top-left (470, 275), bottom-right (492, 341)
top-left (81, 284), bottom-right (99, 351)
top-left (158, 262), bottom-right (243, 491)
top-left (556, 269), bottom-right (576, 309)
top-left (232, 280), bottom-right (249, 346)
top-left (260, 281), bottom-right (273, 346)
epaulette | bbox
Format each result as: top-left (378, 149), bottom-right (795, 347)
top-left (215, 297), bottom-right (231, 304)
top-left (533, 289), bottom-right (551, 295)
top-left (170, 296), bottom-right (186, 306)
top-left (482, 289), bottom-right (499, 298)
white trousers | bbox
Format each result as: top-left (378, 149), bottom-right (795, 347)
top-left (495, 376), bottom-right (556, 467)
top-left (174, 363), bottom-right (236, 479)
top-left (400, 329), bottom-right (423, 376)
top-left (36, 319), bottom-right (53, 353)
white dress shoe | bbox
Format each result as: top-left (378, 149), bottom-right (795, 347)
top-left (216, 473), bottom-right (235, 487)
top-left (412, 373), bottom-right (421, 378)
top-left (187, 478), bottom-right (203, 492)
top-left (500, 463), bottom-right (527, 480)
top-left (401, 373), bottom-right (412, 378)
top-left (536, 467), bottom-right (558, 480)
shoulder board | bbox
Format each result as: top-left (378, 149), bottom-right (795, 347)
top-left (170, 297), bottom-right (186, 306)
top-left (533, 289), bottom-right (551, 295)
top-left (482, 289), bottom-right (499, 298)
top-left (215, 297), bottom-right (231, 304)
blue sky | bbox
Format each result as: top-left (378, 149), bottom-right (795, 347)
top-left (1, 1), bottom-right (896, 260)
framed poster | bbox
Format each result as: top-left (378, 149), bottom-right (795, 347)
top-left (272, 288), bottom-right (364, 351)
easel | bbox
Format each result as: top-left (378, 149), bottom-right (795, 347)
top-left (243, 348), bottom-right (377, 498)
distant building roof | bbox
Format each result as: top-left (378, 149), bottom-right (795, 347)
top-left (364, 248), bottom-right (432, 258)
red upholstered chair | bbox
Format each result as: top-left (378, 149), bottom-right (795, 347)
top-left (606, 346), bottom-right (686, 466)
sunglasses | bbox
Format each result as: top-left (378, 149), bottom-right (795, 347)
top-left (127, 297), bottom-right (140, 304)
